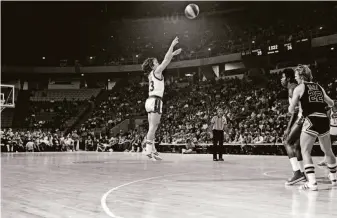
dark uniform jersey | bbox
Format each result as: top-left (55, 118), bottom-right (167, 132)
top-left (300, 82), bottom-right (330, 137)
top-left (300, 82), bottom-right (327, 117)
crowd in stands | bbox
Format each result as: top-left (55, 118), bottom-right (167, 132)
top-left (0, 128), bottom-right (148, 153)
top-left (158, 74), bottom-right (288, 145)
top-left (24, 89), bottom-right (100, 130)
top-left (80, 82), bottom-right (147, 134)
top-left (2, 40), bottom-right (337, 153)
top-left (3, 64), bottom-right (335, 154)
top-left (25, 99), bottom-right (87, 130)
top-left (84, 5), bottom-right (337, 66)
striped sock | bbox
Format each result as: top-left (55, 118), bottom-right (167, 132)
top-left (327, 163), bottom-right (337, 182)
top-left (304, 164), bottom-right (316, 184)
top-left (327, 163), bottom-right (337, 173)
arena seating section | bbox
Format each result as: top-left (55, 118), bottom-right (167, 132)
top-left (81, 83), bottom-right (146, 134)
top-left (24, 88), bottom-right (101, 130)
top-left (1, 5), bottom-right (337, 153)
top-left (81, 5), bottom-right (336, 66)
top-left (30, 89), bottom-right (101, 102)
top-left (2, 65), bottom-right (336, 153)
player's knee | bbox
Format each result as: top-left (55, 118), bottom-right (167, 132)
top-left (285, 136), bottom-right (295, 147)
top-left (149, 121), bottom-right (159, 130)
top-left (283, 142), bottom-right (292, 151)
top-left (300, 145), bottom-right (311, 155)
top-left (289, 142), bottom-right (301, 152)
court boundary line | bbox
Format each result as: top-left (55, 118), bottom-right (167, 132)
top-left (262, 170), bottom-right (289, 178)
top-left (101, 157), bottom-right (288, 218)
top-left (101, 172), bottom-right (194, 218)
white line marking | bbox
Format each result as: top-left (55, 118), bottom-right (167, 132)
top-left (101, 158), bottom-right (282, 218)
top-left (263, 170), bottom-right (289, 178)
top-left (101, 172), bottom-right (192, 218)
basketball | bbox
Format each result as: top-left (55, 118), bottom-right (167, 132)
top-left (185, 4), bottom-right (199, 19)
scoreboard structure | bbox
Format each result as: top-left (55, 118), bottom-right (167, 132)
top-left (241, 38), bottom-right (311, 57)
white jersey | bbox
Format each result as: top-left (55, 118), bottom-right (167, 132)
top-left (148, 70), bottom-right (164, 98)
top-left (330, 110), bottom-right (337, 135)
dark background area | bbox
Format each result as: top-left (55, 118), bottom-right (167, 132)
top-left (1, 1), bottom-right (336, 65)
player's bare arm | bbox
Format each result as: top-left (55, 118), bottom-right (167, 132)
top-left (288, 83), bottom-right (297, 99)
top-left (154, 37), bottom-right (182, 77)
top-left (289, 84), bottom-right (303, 114)
top-left (285, 85), bottom-right (298, 135)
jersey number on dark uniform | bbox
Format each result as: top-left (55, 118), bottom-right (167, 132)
top-left (150, 81), bottom-right (154, 91)
top-left (308, 90), bottom-right (323, 103)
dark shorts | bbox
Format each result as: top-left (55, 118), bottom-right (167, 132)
top-left (302, 116), bottom-right (330, 137)
top-left (287, 116), bottom-right (304, 145)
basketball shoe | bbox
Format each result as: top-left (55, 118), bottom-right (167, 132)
top-left (299, 182), bottom-right (318, 191)
top-left (328, 173), bottom-right (337, 186)
top-left (152, 151), bottom-right (162, 160)
top-left (285, 170), bottom-right (307, 185)
top-left (150, 139), bottom-right (162, 160)
top-left (146, 153), bottom-right (157, 161)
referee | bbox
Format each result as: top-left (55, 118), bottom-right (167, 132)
top-left (209, 108), bottom-right (227, 161)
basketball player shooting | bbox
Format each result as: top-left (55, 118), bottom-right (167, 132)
top-left (289, 65), bottom-right (336, 191)
top-left (141, 37), bottom-right (182, 161)
top-left (281, 68), bottom-right (306, 185)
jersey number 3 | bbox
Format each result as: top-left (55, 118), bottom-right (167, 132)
top-left (149, 81), bottom-right (154, 92)
top-left (308, 90), bottom-right (323, 103)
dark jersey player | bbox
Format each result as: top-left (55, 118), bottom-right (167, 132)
top-left (289, 65), bottom-right (336, 191)
top-left (281, 68), bottom-right (306, 185)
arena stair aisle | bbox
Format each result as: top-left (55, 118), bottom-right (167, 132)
top-left (68, 78), bottom-right (125, 133)
top-left (12, 90), bottom-right (31, 127)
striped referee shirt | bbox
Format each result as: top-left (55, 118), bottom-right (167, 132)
top-left (211, 115), bottom-right (227, 131)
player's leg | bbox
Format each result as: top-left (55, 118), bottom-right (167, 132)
top-left (150, 99), bottom-right (163, 160)
top-left (284, 113), bottom-right (301, 176)
top-left (218, 131), bottom-right (224, 161)
top-left (144, 98), bottom-right (159, 159)
top-left (293, 139), bottom-right (304, 172)
top-left (318, 133), bottom-right (337, 186)
top-left (144, 112), bottom-right (152, 153)
top-left (212, 130), bottom-right (219, 161)
top-left (299, 131), bottom-right (318, 191)
top-left (285, 119), bottom-right (306, 185)
top-left (294, 117), bottom-right (305, 172)
top-left (145, 112), bottom-right (161, 156)
top-left (318, 134), bottom-right (337, 167)
top-left (147, 110), bottom-right (157, 154)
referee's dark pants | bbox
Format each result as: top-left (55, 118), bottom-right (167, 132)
top-left (212, 129), bottom-right (224, 160)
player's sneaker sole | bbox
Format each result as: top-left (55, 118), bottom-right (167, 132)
top-left (328, 173), bottom-right (337, 186)
top-left (299, 182), bottom-right (318, 191)
top-left (146, 153), bottom-right (157, 161)
top-left (152, 152), bottom-right (162, 160)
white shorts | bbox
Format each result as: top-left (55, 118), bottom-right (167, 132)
top-left (145, 97), bottom-right (163, 114)
top-left (331, 126), bottom-right (337, 136)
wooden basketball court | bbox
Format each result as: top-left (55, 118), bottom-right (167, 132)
top-left (1, 152), bottom-right (336, 218)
